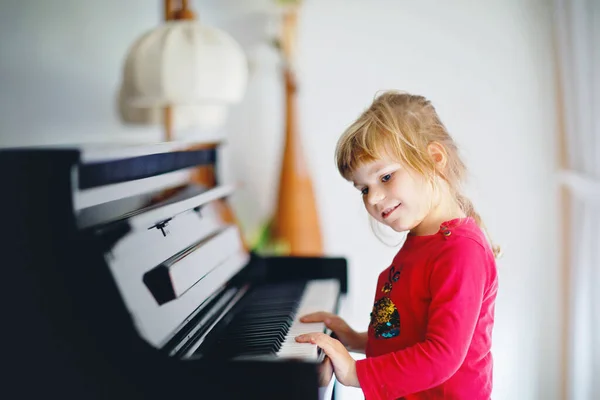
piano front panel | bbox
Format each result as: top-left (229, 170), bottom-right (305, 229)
top-left (73, 167), bottom-right (194, 212)
top-left (91, 185), bottom-right (247, 347)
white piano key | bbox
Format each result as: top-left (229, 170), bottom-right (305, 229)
top-left (276, 279), bottom-right (340, 360)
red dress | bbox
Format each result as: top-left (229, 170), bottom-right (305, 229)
top-left (355, 218), bottom-right (498, 399)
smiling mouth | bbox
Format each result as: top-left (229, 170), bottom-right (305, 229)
top-left (381, 204), bottom-right (401, 219)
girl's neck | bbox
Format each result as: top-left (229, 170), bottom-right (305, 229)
top-left (410, 190), bottom-right (466, 237)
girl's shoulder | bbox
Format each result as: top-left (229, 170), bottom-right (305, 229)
top-left (441, 217), bottom-right (488, 247)
top-left (430, 218), bottom-right (497, 269)
top-left (397, 217), bottom-right (496, 272)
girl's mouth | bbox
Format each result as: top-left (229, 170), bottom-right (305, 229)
top-left (382, 203), bottom-right (401, 219)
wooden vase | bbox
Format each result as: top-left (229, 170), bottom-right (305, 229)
top-left (271, 8), bottom-right (323, 256)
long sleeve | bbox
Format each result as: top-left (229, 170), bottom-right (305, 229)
top-left (356, 237), bottom-right (490, 400)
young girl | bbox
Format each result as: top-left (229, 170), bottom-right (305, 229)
top-left (295, 91), bottom-right (500, 399)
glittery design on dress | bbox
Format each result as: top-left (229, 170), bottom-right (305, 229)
top-left (382, 282), bottom-right (392, 293)
top-left (369, 265), bottom-right (402, 339)
top-left (370, 297), bottom-right (400, 338)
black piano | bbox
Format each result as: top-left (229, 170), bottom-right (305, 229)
top-left (2, 143), bottom-right (347, 399)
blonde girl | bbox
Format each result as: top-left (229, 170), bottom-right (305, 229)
top-left (296, 91), bottom-right (499, 400)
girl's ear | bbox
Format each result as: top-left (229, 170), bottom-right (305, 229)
top-left (427, 142), bottom-right (448, 170)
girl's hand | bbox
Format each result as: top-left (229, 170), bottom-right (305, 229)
top-left (295, 332), bottom-right (360, 387)
top-left (300, 312), bottom-right (364, 352)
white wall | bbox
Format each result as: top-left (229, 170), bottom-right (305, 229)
top-left (0, 1), bottom-right (561, 399)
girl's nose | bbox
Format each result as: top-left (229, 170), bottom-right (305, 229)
top-left (367, 189), bottom-right (385, 205)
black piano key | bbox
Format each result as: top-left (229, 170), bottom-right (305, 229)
top-left (227, 331), bottom-right (285, 340)
top-left (230, 331), bottom-right (286, 340)
top-left (198, 281), bottom-right (307, 359)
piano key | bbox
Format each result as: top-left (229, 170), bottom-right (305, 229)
top-left (193, 279), bottom-right (340, 362)
top-left (276, 279), bottom-right (340, 360)
top-left (198, 282), bottom-right (304, 358)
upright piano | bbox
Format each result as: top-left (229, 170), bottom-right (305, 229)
top-left (2, 143), bottom-right (347, 399)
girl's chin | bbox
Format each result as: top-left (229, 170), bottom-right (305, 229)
top-left (388, 223), bottom-right (410, 233)
top-left (385, 216), bottom-right (421, 233)
top-left (383, 218), bottom-right (410, 233)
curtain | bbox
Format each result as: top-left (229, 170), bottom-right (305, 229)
top-left (553, 0), bottom-right (599, 399)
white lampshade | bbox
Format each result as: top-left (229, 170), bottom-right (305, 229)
top-left (118, 20), bottom-right (248, 130)
top-left (118, 85), bottom-right (228, 131)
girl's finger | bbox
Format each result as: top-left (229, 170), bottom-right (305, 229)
top-left (299, 311), bottom-right (333, 322)
top-left (294, 334), bottom-right (312, 343)
top-left (296, 333), bottom-right (339, 357)
top-left (295, 332), bottom-right (329, 344)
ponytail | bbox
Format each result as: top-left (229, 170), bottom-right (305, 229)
top-left (456, 194), bottom-right (502, 259)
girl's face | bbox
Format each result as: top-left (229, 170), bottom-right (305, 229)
top-left (350, 158), bottom-right (434, 234)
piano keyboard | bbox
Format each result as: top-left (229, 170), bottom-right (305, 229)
top-left (276, 279), bottom-right (340, 360)
top-left (199, 279), bottom-right (340, 361)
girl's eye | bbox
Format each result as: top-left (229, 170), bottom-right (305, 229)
top-left (360, 188), bottom-right (368, 196)
top-left (382, 173), bottom-right (392, 182)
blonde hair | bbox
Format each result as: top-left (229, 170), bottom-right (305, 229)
top-left (335, 90), bottom-right (501, 258)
